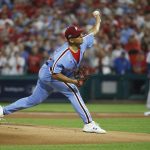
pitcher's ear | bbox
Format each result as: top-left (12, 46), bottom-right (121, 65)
top-left (68, 38), bottom-right (74, 44)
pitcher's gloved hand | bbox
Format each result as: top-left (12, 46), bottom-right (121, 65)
top-left (74, 66), bottom-right (92, 87)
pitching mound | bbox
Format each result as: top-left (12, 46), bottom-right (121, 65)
top-left (0, 123), bottom-right (150, 145)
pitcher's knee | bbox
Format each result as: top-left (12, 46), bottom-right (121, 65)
top-left (27, 95), bottom-right (45, 106)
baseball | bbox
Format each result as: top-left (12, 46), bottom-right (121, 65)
top-left (93, 10), bottom-right (100, 16)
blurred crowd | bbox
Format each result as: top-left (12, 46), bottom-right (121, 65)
top-left (0, 0), bottom-right (150, 76)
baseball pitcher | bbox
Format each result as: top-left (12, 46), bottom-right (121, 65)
top-left (0, 11), bottom-right (106, 133)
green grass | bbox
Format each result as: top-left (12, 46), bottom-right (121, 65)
top-left (20, 103), bottom-right (150, 113)
top-left (0, 143), bottom-right (150, 150)
top-left (0, 103), bottom-right (148, 113)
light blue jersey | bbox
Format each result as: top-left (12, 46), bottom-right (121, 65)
top-left (3, 33), bottom-right (94, 124)
top-left (47, 33), bottom-right (94, 77)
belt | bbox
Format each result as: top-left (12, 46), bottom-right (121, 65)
top-left (45, 61), bottom-right (49, 66)
top-left (45, 61), bottom-right (52, 71)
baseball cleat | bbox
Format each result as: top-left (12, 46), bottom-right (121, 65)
top-left (83, 121), bottom-right (106, 134)
top-left (0, 105), bottom-right (4, 119)
top-left (144, 111), bottom-right (150, 116)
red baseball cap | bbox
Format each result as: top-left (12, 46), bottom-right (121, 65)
top-left (65, 25), bottom-right (83, 39)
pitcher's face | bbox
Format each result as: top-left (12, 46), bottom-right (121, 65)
top-left (68, 34), bottom-right (83, 45)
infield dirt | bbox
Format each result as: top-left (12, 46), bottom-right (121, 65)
top-left (0, 112), bottom-right (150, 145)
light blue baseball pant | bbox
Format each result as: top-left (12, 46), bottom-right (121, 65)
top-left (3, 64), bottom-right (92, 124)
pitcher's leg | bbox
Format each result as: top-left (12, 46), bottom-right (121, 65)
top-left (3, 80), bottom-right (50, 115)
top-left (51, 81), bottom-right (92, 124)
top-left (64, 82), bottom-right (92, 124)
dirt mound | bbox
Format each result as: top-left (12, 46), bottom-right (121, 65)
top-left (5, 112), bottom-right (147, 119)
top-left (0, 123), bottom-right (150, 145)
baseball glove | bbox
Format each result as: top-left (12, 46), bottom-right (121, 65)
top-left (74, 66), bottom-right (92, 87)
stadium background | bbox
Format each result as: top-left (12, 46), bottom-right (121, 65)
top-left (0, 0), bottom-right (150, 102)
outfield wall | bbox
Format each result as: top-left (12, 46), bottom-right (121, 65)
top-left (0, 74), bottom-right (149, 102)
top-left (80, 74), bottom-right (149, 102)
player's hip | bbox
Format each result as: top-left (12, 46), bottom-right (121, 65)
top-left (38, 64), bottom-right (52, 82)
